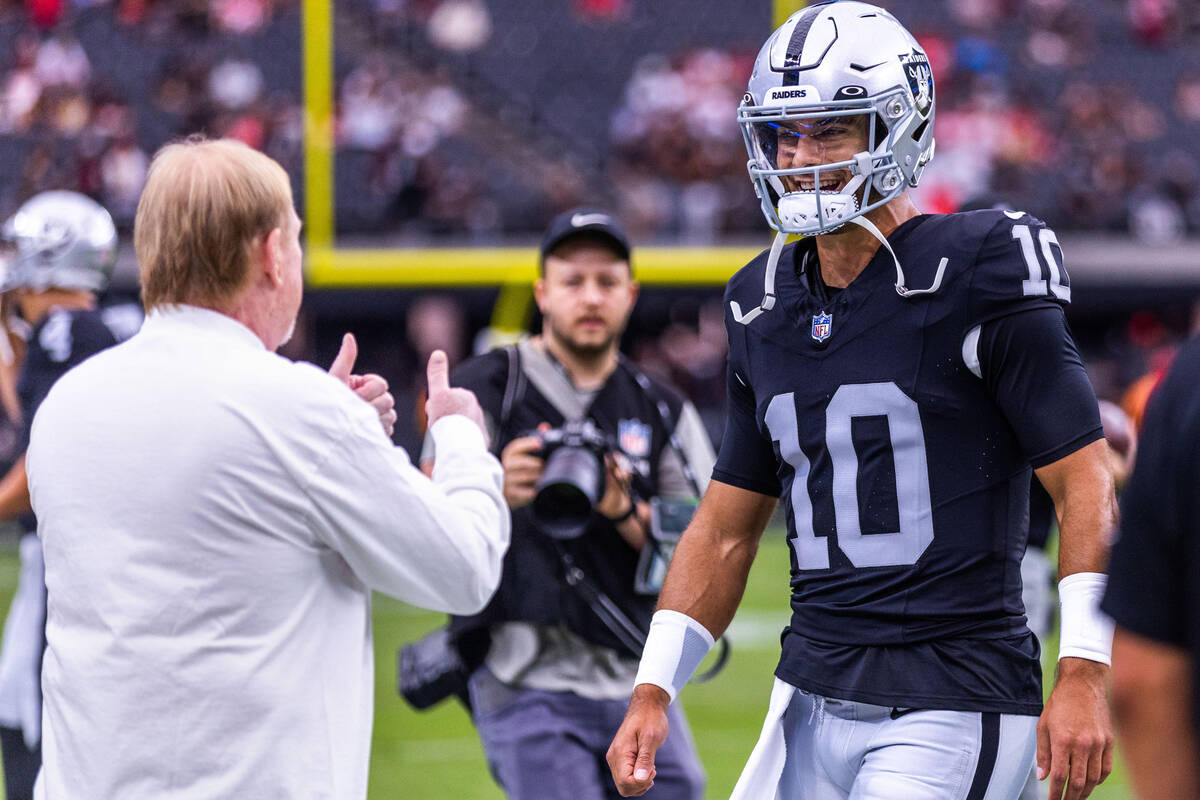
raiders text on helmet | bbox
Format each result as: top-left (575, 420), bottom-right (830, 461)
top-left (739, 1), bottom-right (936, 235)
top-left (1, 191), bottom-right (117, 293)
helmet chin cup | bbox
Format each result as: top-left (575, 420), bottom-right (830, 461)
top-left (777, 191), bottom-right (860, 235)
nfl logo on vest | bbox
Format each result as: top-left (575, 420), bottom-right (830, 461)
top-left (811, 312), bottom-right (832, 344)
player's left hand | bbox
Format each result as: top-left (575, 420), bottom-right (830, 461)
top-left (1036, 657), bottom-right (1114, 800)
top-left (328, 333), bottom-right (398, 437)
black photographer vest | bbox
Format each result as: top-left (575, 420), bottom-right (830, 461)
top-left (445, 342), bottom-right (686, 658)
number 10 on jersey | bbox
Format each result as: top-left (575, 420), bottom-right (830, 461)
top-left (765, 383), bottom-right (935, 571)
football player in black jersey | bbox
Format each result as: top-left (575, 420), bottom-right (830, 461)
top-left (0, 191), bottom-right (141, 800)
top-left (608, 4), bottom-right (1115, 800)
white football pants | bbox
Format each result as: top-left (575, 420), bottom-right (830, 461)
top-left (732, 679), bottom-right (1037, 800)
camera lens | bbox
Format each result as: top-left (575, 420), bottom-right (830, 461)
top-left (531, 445), bottom-right (605, 539)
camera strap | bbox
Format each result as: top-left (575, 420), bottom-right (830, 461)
top-left (616, 360), bottom-right (706, 565)
top-left (557, 548), bottom-right (648, 656)
top-left (554, 545), bottom-right (729, 683)
top-left (617, 359), bottom-right (702, 497)
top-left (495, 344), bottom-right (528, 456)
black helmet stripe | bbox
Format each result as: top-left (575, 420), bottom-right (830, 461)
top-left (782, 1), bottom-right (839, 86)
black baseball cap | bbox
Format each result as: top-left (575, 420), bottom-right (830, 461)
top-left (539, 208), bottom-right (631, 265)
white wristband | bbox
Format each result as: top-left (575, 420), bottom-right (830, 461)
top-left (1057, 572), bottom-right (1113, 665)
top-left (634, 609), bottom-right (715, 703)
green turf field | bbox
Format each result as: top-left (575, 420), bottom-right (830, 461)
top-left (0, 532), bottom-right (1132, 798)
top-left (369, 530), bottom-right (1133, 800)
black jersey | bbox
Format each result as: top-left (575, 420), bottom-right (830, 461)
top-left (1102, 337), bottom-right (1200, 734)
top-left (20, 307), bottom-right (128, 440)
top-left (713, 209), bottom-right (1102, 715)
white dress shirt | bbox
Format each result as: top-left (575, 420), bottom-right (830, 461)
top-left (27, 305), bottom-right (509, 799)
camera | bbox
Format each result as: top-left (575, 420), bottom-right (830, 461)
top-left (530, 420), bottom-right (616, 540)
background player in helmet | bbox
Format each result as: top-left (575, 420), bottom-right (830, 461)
top-left (0, 191), bottom-right (141, 800)
top-left (608, 3), bottom-right (1115, 799)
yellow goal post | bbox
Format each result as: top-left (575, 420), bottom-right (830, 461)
top-left (300, 0), bottom-right (808, 331)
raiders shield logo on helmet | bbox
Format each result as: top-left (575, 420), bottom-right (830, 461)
top-left (901, 50), bottom-right (933, 115)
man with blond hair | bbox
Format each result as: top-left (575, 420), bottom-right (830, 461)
top-left (27, 137), bottom-right (511, 798)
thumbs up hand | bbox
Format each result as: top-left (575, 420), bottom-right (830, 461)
top-left (425, 349), bottom-right (488, 443)
top-left (327, 332), bottom-right (358, 384)
top-left (328, 333), bottom-right (398, 437)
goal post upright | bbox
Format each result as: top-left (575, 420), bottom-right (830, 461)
top-left (298, 0), bottom-right (791, 331)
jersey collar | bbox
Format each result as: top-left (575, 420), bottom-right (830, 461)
top-left (787, 214), bottom-right (932, 311)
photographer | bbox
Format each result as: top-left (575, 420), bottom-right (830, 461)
top-left (419, 210), bottom-right (713, 799)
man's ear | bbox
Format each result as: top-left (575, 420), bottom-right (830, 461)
top-left (533, 277), bottom-right (546, 314)
top-left (263, 227), bottom-right (284, 286)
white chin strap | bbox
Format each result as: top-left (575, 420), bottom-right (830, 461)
top-left (848, 213), bottom-right (947, 298)
top-left (732, 173), bottom-right (872, 326)
top-left (730, 230), bottom-right (787, 325)
top-left (730, 213), bottom-right (949, 328)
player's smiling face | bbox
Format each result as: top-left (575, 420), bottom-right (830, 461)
top-left (536, 240), bottom-right (638, 358)
top-left (775, 114), bottom-right (870, 194)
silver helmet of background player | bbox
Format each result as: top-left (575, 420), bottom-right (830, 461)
top-left (739, 1), bottom-right (936, 236)
top-left (0, 190), bottom-right (117, 293)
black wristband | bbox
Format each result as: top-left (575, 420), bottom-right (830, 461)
top-left (605, 502), bottom-right (637, 524)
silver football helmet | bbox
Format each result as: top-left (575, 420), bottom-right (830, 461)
top-left (739, 1), bottom-right (936, 236)
top-left (0, 190), bottom-right (117, 293)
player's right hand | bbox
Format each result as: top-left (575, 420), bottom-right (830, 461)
top-left (424, 350), bottom-right (488, 443)
top-left (499, 433), bottom-right (545, 509)
top-left (1037, 658), bottom-right (1113, 800)
top-left (607, 684), bottom-right (670, 797)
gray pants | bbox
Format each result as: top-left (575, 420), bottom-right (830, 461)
top-left (468, 668), bottom-right (705, 800)
top-left (777, 690), bottom-right (1036, 800)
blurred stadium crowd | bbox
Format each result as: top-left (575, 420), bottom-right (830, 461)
top-left (0, 0), bottom-right (1198, 457)
top-left (1, 0), bottom-right (1199, 240)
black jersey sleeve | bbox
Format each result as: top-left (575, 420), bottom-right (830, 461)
top-left (711, 291), bottom-right (782, 497)
top-left (711, 359), bottom-right (782, 497)
top-left (976, 305), bottom-right (1102, 469)
top-left (1102, 340), bottom-right (1200, 645)
top-left (967, 211), bottom-right (1071, 330)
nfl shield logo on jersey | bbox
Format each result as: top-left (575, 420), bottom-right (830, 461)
top-left (618, 418), bottom-right (652, 458)
top-left (811, 312), bottom-right (833, 343)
